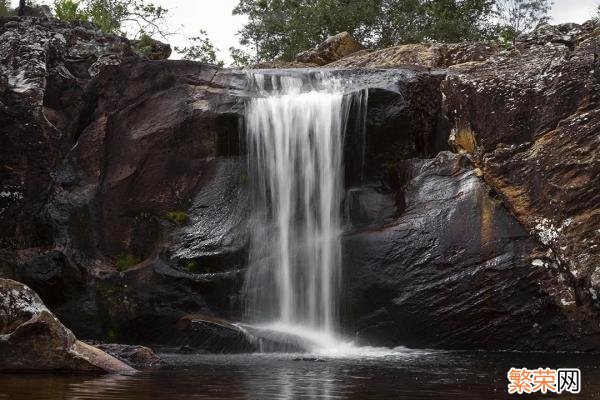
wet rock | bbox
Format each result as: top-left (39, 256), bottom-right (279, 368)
top-left (442, 21), bottom-right (600, 318)
top-left (342, 152), bottom-right (584, 350)
top-left (296, 31), bottom-right (365, 66)
top-left (327, 42), bottom-right (498, 69)
top-left (173, 314), bottom-right (306, 353)
top-left (92, 343), bottom-right (161, 368)
top-left (0, 278), bottom-right (136, 373)
top-left (0, 17), bottom-right (136, 251)
top-left (50, 60), bottom-right (238, 263)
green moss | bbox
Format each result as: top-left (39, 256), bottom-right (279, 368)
top-left (166, 210), bottom-right (189, 225)
top-left (240, 170), bottom-right (248, 185)
top-left (106, 328), bottom-right (119, 343)
top-left (182, 259), bottom-right (198, 272)
top-left (115, 252), bottom-right (140, 271)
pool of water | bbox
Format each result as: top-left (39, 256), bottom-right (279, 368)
top-left (1, 349), bottom-right (599, 399)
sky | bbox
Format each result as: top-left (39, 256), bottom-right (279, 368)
top-left (10, 0), bottom-right (600, 64)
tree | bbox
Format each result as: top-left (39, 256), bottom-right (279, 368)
top-left (54, 0), bottom-right (87, 22)
top-left (174, 30), bottom-right (223, 66)
top-left (233, 0), bottom-right (500, 62)
top-left (495, 0), bottom-right (552, 45)
top-left (18, 0), bottom-right (25, 16)
top-left (53, 0), bottom-right (169, 39)
top-left (421, 0), bottom-right (496, 42)
top-left (229, 46), bottom-right (253, 67)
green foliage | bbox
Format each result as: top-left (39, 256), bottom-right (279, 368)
top-left (134, 32), bottom-right (154, 56)
top-left (84, 0), bottom-right (126, 33)
top-left (419, 0), bottom-right (497, 43)
top-left (494, 0), bottom-right (552, 44)
top-left (233, 0), bottom-right (501, 62)
top-left (165, 210), bottom-right (189, 225)
top-left (0, 0), bottom-right (12, 16)
top-left (174, 30), bottom-right (223, 66)
top-left (115, 252), bottom-right (140, 271)
top-left (54, 0), bottom-right (87, 22)
top-left (52, 0), bottom-right (169, 39)
top-left (229, 46), bottom-right (253, 67)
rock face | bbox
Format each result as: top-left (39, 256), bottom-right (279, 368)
top-left (442, 21), bottom-right (600, 325)
top-left (0, 16), bottom-right (135, 251)
top-left (296, 31), bottom-right (365, 65)
top-left (326, 42), bottom-right (498, 69)
top-left (0, 278), bottom-right (135, 373)
top-left (1, 16), bottom-right (600, 354)
top-left (342, 152), bottom-right (582, 350)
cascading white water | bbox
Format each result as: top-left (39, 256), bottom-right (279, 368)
top-left (243, 72), bottom-right (352, 342)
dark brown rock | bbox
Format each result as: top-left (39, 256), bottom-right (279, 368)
top-left (441, 21), bottom-right (600, 318)
top-left (342, 152), bottom-right (586, 350)
top-left (0, 278), bottom-right (136, 373)
top-left (0, 17), bottom-right (136, 251)
top-left (92, 343), bottom-right (161, 368)
top-left (53, 60), bottom-right (238, 263)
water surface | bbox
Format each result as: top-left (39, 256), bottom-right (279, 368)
top-left (1, 349), bottom-right (598, 399)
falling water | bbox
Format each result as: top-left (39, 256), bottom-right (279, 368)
top-left (243, 71), bottom-right (354, 342)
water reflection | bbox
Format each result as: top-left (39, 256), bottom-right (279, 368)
top-left (1, 351), bottom-right (599, 399)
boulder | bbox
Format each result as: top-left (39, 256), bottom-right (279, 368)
top-left (131, 36), bottom-right (172, 60)
top-left (92, 343), bottom-right (161, 368)
top-left (0, 278), bottom-right (136, 373)
top-left (296, 31), bottom-right (364, 66)
top-left (327, 42), bottom-right (498, 69)
top-left (174, 314), bottom-right (309, 353)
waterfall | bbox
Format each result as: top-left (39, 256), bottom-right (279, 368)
top-left (243, 71), bottom-right (353, 340)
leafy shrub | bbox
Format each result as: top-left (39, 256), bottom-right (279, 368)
top-left (134, 33), bottom-right (154, 56)
top-left (54, 0), bottom-right (87, 22)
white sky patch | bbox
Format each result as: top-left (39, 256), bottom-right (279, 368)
top-left (10, 0), bottom-right (600, 64)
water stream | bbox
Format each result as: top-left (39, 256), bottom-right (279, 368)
top-left (242, 71), bottom-right (356, 349)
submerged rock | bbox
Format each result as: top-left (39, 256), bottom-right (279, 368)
top-left (0, 278), bottom-right (135, 373)
top-left (92, 343), bottom-right (161, 368)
